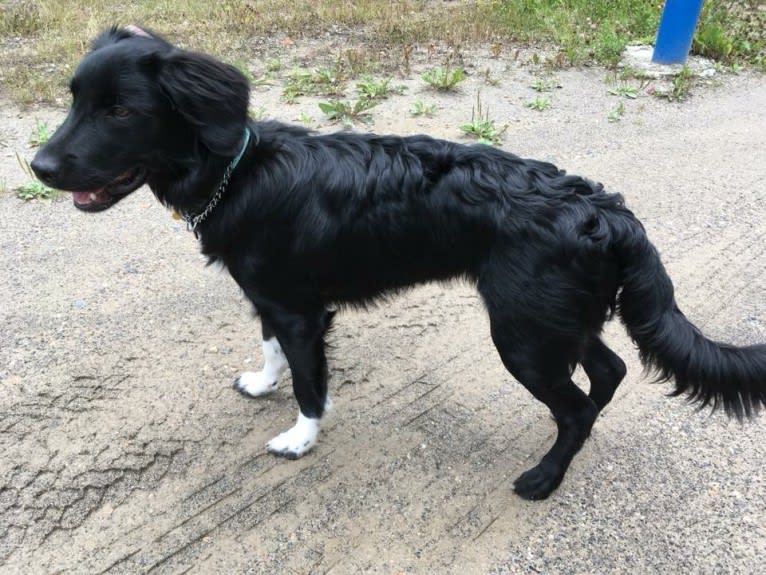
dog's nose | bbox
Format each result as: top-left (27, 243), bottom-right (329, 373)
top-left (30, 154), bottom-right (60, 185)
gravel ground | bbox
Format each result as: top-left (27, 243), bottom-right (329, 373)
top-left (1, 43), bottom-right (764, 574)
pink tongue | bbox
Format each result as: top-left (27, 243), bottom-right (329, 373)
top-left (73, 191), bottom-right (97, 204)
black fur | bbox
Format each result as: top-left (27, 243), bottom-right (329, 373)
top-left (32, 27), bottom-right (766, 500)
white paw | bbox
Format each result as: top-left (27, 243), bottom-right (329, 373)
top-left (233, 370), bottom-right (279, 397)
top-left (266, 412), bottom-right (320, 459)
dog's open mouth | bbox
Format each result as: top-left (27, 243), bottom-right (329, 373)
top-left (71, 167), bottom-right (147, 212)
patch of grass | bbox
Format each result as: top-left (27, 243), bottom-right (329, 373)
top-left (607, 84), bottom-right (639, 99)
top-left (318, 98), bottom-right (378, 126)
top-left (530, 78), bottom-right (559, 93)
top-left (422, 65), bottom-right (465, 92)
top-left (525, 95), bottom-right (552, 112)
top-left (410, 99), bottom-right (437, 118)
top-left (29, 120), bottom-right (54, 147)
top-left (265, 57), bottom-right (282, 73)
top-left (283, 67), bottom-right (347, 102)
top-left (695, 2), bottom-right (765, 68)
top-left (608, 101), bottom-right (625, 123)
top-left (481, 0), bottom-right (660, 67)
top-left (14, 153), bottom-right (59, 202)
top-left (356, 76), bottom-right (404, 101)
top-left (460, 93), bottom-right (506, 146)
top-left (0, 1), bottom-right (762, 104)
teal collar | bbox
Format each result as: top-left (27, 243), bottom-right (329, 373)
top-left (185, 128), bottom-right (251, 237)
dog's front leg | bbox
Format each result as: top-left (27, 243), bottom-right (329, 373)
top-left (258, 306), bottom-right (334, 459)
top-left (234, 318), bottom-right (290, 397)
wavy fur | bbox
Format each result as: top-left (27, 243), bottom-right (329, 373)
top-left (31, 27), bottom-right (765, 499)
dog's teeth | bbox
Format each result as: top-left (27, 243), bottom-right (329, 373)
top-left (89, 193), bottom-right (97, 201)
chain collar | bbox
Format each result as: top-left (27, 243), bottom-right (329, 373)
top-left (183, 128), bottom-right (251, 238)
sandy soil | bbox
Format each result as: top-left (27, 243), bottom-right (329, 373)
top-left (1, 43), bottom-right (765, 574)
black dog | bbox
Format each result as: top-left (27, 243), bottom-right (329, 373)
top-left (32, 27), bottom-right (765, 500)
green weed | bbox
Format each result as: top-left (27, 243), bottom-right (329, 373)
top-left (422, 65), bottom-right (465, 91)
top-left (607, 101), bottom-right (625, 122)
top-left (318, 98), bottom-right (378, 126)
top-left (608, 84), bottom-right (638, 99)
top-left (530, 78), bottom-right (559, 93)
top-left (525, 95), bottom-right (552, 112)
top-left (29, 119), bottom-right (54, 147)
top-left (356, 76), bottom-right (404, 101)
top-left (654, 66), bottom-right (696, 102)
top-left (460, 93), bottom-right (506, 146)
top-left (410, 99), bottom-right (437, 118)
top-left (283, 67), bottom-right (347, 102)
top-left (265, 58), bottom-right (282, 73)
top-left (15, 152), bottom-right (59, 202)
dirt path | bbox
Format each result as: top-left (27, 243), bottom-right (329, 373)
top-left (1, 52), bottom-right (765, 574)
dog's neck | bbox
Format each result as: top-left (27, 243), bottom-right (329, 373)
top-left (147, 148), bottom-right (238, 220)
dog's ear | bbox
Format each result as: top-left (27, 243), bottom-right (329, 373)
top-left (147, 50), bottom-right (250, 155)
top-left (92, 26), bottom-right (135, 50)
top-left (92, 25), bottom-right (166, 51)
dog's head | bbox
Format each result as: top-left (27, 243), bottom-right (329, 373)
top-left (31, 26), bottom-right (250, 211)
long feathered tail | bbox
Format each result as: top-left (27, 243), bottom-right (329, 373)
top-left (609, 209), bottom-right (766, 419)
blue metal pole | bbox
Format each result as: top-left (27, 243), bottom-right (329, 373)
top-left (652, 0), bottom-right (705, 64)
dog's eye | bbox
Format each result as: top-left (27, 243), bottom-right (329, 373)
top-left (110, 106), bottom-right (132, 119)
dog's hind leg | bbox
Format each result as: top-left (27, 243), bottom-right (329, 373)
top-left (490, 330), bottom-right (599, 500)
top-left (582, 337), bottom-right (626, 412)
top-left (479, 251), bottom-right (599, 500)
top-left (234, 319), bottom-right (290, 398)
top-left (258, 306), bottom-right (334, 459)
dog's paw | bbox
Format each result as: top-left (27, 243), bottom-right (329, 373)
top-left (233, 371), bottom-right (278, 398)
top-left (266, 413), bottom-right (320, 459)
top-left (513, 462), bottom-right (564, 501)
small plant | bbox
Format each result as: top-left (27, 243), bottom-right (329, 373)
top-left (283, 67), bottom-right (347, 102)
top-left (15, 152), bottom-right (58, 201)
top-left (29, 119), bottom-right (53, 147)
top-left (608, 84), bottom-right (638, 99)
top-left (525, 95), bottom-right (552, 111)
top-left (653, 66), bottom-right (695, 102)
top-left (670, 66), bottom-right (695, 100)
top-left (298, 112), bottom-right (315, 126)
top-left (460, 93), bottom-right (507, 146)
top-left (265, 58), bottom-right (282, 73)
top-left (318, 98), bottom-right (378, 126)
top-left (607, 101), bottom-right (625, 122)
top-left (356, 76), bottom-right (404, 101)
top-left (410, 99), bottom-right (437, 118)
top-left (482, 68), bottom-right (500, 86)
top-left (694, 20), bottom-right (734, 61)
top-left (422, 65), bottom-right (465, 91)
top-left (530, 78), bottom-right (559, 92)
